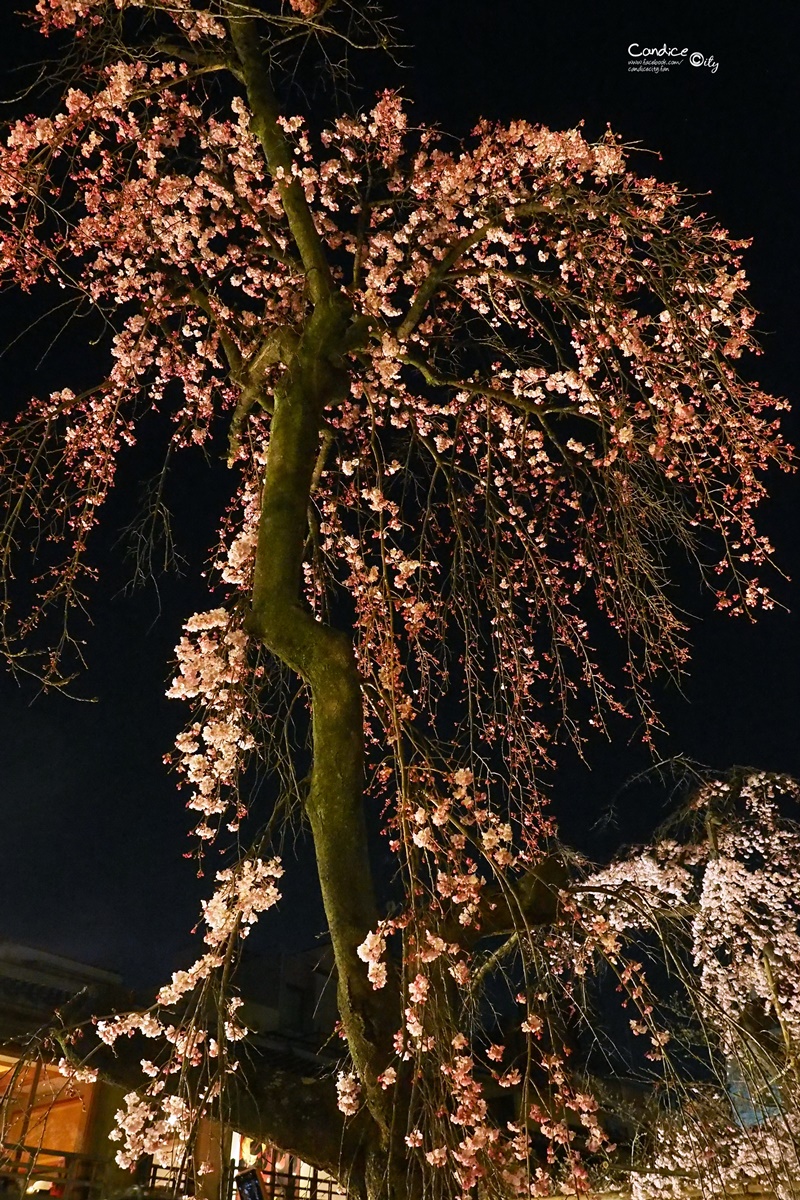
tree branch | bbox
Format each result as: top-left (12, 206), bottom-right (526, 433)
top-left (231, 1054), bottom-right (368, 1183)
top-left (228, 326), bottom-right (300, 463)
top-left (399, 351), bottom-right (588, 422)
top-left (396, 201), bottom-right (549, 340)
top-left (225, 8), bottom-right (333, 307)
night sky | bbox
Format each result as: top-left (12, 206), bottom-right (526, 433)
top-left (0, 1), bottom-right (798, 990)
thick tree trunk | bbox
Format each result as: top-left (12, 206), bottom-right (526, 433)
top-left (224, 18), bottom-right (407, 1190)
top-left (246, 301), bottom-right (397, 1150)
top-left (233, 1059), bottom-right (411, 1200)
top-left (226, 10), bottom-right (401, 1180)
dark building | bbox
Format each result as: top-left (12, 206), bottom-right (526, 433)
top-left (0, 942), bottom-right (343, 1200)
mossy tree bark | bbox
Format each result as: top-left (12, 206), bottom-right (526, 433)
top-left (226, 11), bottom-right (400, 1187)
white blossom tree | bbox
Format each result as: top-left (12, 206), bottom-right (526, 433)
top-left (0, 3), bottom-right (798, 1198)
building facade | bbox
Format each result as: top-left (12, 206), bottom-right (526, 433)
top-left (0, 942), bottom-right (341, 1200)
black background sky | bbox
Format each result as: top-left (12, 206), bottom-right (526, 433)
top-left (0, 1), bottom-right (798, 990)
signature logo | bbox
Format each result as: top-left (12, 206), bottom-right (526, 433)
top-left (627, 44), bottom-right (719, 73)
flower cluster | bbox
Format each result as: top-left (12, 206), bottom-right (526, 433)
top-left (201, 856), bottom-right (284, 949)
top-left (109, 1091), bottom-right (192, 1172)
top-left (167, 609), bottom-right (255, 839)
top-left (335, 1071), bottom-right (361, 1117)
top-left (57, 1058), bottom-right (98, 1084)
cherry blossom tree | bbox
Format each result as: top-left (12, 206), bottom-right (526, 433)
top-left (1, 3), bottom-right (798, 1198)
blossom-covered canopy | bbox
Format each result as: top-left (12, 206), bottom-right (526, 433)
top-left (0, 3), bottom-right (797, 1198)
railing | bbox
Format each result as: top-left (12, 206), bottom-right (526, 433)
top-left (261, 1169), bottom-right (344, 1200)
top-left (0, 1142), bottom-right (108, 1200)
top-left (146, 1162), bottom-right (187, 1195)
top-left (234, 1165), bottom-right (346, 1200)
